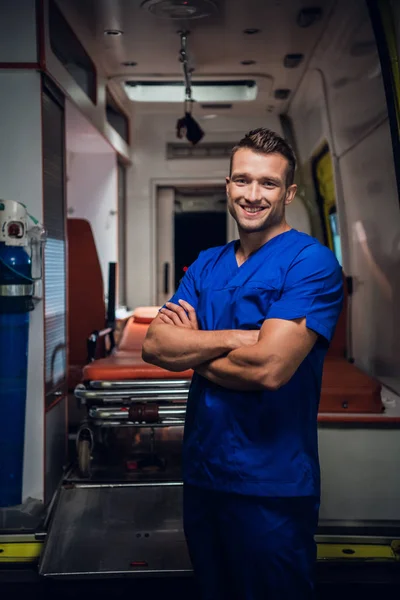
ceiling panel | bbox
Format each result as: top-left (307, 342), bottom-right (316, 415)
top-left (56, 0), bottom-right (337, 115)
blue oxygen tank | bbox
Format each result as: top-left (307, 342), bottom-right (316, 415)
top-left (0, 242), bottom-right (34, 507)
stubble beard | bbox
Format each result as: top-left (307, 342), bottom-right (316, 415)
top-left (228, 199), bottom-right (286, 234)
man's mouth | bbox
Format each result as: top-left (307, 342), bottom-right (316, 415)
top-left (239, 205), bottom-right (267, 215)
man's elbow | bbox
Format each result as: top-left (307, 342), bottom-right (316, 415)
top-left (142, 337), bottom-right (156, 365)
top-left (258, 369), bottom-right (285, 391)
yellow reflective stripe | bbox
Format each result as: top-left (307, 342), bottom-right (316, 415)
top-left (314, 147), bottom-right (335, 251)
top-left (0, 541), bottom-right (398, 564)
top-left (0, 542), bottom-right (42, 562)
top-left (317, 543), bottom-right (397, 561)
top-left (378, 0), bottom-right (400, 131)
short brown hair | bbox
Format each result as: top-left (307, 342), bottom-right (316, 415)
top-left (229, 128), bottom-right (296, 186)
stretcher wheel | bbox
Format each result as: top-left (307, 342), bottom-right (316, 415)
top-left (78, 439), bottom-right (91, 478)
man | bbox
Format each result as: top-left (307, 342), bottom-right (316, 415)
top-left (142, 128), bottom-right (343, 599)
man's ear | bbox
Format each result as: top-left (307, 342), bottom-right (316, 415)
top-left (284, 184), bottom-right (297, 206)
top-left (226, 176), bottom-right (231, 185)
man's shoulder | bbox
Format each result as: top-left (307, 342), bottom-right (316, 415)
top-left (291, 231), bottom-right (340, 267)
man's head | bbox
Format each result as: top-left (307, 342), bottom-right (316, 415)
top-left (226, 128), bottom-right (297, 234)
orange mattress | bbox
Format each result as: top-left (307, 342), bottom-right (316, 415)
top-left (320, 358), bottom-right (382, 413)
top-left (83, 353), bottom-right (193, 381)
top-left (81, 306), bottom-right (383, 416)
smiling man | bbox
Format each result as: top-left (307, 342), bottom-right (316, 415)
top-left (142, 128), bottom-right (343, 599)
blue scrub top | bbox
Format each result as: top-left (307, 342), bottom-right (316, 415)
top-left (167, 229), bottom-right (343, 497)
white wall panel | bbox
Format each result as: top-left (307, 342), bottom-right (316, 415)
top-left (67, 153), bottom-right (118, 294)
top-left (0, 0), bottom-right (37, 63)
top-left (339, 121), bottom-right (400, 388)
top-left (319, 426), bottom-right (400, 523)
top-left (289, 0), bottom-right (400, 391)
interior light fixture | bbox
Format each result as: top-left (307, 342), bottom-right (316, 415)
top-left (104, 29), bottom-right (123, 36)
top-left (176, 108), bottom-right (204, 145)
top-left (141, 0), bottom-right (217, 20)
top-left (296, 8), bottom-right (322, 28)
top-left (124, 81), bottom-right (257, 103)
top-left (243, 28), bottom-right (260, 35)
top-left (283, 53), bottom-right (304, 68)
top-left (274, 88), bottom-right (291, 100)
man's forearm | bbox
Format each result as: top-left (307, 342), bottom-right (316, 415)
top-left (196, 346), bottom-right (276, 391)
top-left (142, 324), bottom-right (242, 372)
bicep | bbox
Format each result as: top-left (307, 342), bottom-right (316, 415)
top-left (256, 318), bottom-right (318, 386)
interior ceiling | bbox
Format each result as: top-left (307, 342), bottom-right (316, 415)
top-left (58, 0), bottom-right (336, 117)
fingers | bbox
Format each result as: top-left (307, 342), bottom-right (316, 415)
top-left (178, 299), bottom-right (199, 329)
top-left (159, 313), bottom-right (174, 325)
top-left (160, 307), bottom-right (185, 326)
top-left (161, 302), bottom-right (191, 327)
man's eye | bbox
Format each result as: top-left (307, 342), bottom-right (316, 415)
top-left (235, 179), bottom-right (246, 184)
top-left (263, 181), bottom-right (275, 187)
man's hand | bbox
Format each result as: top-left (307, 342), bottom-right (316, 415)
top-left (159, 302), bottom-right (259, 348)
top-left (159, 300), bottom-right (199, 330)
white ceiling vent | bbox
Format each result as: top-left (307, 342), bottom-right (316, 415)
top-left (141, 0), bottom-right (217, 20)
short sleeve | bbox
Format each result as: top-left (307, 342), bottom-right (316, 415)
top-left (266, 244), bottom-right (344, 343)
top-left (163, 256), bottom-right (200, 310)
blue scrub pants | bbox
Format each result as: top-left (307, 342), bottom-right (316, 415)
top-left (183, 484), bottom-right (319, 600)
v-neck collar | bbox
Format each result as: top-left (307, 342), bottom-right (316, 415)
top-left (232, 229), bottom-right (296, 269)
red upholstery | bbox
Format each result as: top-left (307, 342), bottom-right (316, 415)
top-left (321, 359), bottom-right (382, 413)
top-left (320, 273), bottom-right (382, 413)
top-left (83, 354), bottom-right (192, 380)
top-left (132, 306), bottom-right (161, 324)
top-left (67, 219), bottom-right (106, 388)
top-left (116, 318), bottom-right (151, 355)
top-left (83, 309), bottom-right (193, 380)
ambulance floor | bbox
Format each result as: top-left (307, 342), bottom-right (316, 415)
top-left (1, 571), bottom-right (400, 600)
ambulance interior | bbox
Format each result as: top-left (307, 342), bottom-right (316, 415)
top-left (1, 0), bottom-right (400, 585)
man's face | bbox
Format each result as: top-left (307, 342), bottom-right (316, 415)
top-left (226, 148), bottom-right (297, 234)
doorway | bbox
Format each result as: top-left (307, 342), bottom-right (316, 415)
top-left (156, 186), bottom-right (228, 305)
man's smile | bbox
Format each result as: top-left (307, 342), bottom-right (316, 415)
top-left (239, 205), bottom-right (268, 216)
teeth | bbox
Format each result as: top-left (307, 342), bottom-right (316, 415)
top-left (242, 207), bottom-right (264, 213)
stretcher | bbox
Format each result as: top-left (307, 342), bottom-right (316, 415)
top-left (74, 279), bottom-right (383, 477)
top-left (74, 306), bottom-right (193, 477)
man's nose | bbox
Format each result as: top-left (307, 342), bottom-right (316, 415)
top-left (244, 182), bottom-right (262, 202)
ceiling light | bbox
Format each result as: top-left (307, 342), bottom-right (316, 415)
top-left (202, 114), bottom-right (217, 119)
top-left (243, 28), bottom-right (260, 35)
top-left (274, 89), bottom-right (291, 100)
top-left (125, 81), bottom-right (258, 103)
top-left (241, 60), bottom-right (256, 66)
top-left (104, 29), bottom-right (123, 36)
top-left (283, 53), bottom-right (304, 68)
top-left (122, 61), bottom-right (137, 67)
top-left (141, 0), bottom-right (217, 20)
top-left (296, 8), bottom-right (322, 28)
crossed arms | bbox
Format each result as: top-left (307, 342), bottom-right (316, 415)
top-left (142, 299), bottom-right (318, 392)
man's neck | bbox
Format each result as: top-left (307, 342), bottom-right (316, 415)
top-left (236, 221), bottom-right (291, 263)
